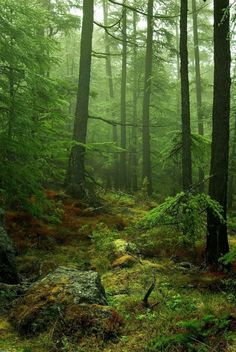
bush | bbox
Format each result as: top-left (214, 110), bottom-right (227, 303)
top-left (149, 314), bottom-right (232, 352)
top-left (138, 192), bottom-right (224, 248)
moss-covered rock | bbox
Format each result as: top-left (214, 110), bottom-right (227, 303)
top-left (112, 255), bottom-right (136, 269)
top-left (10, 266), bottom-right (123, 338)
top-left (54, 303), bottom-right (123, 342)
top-left (111, 239), bottom-right (137, 261)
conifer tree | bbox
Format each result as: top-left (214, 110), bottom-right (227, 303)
top-left (206, 0), bottom-right (231, 266)
top-left (66, 0), bottom-right (94, 199)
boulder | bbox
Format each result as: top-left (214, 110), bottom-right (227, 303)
top-left (0, 209), bottom-right (19, 284)
top-left (55, 303), bottom-right (123, 342)
top-left (10, 267), bottom-right (123, 338)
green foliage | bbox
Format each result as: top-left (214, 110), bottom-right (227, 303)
top-left (149, 314), bottom-right (231, 352)
top-left (162, 132), bottom-right (211, 167)
top-left (21, 348), bottom-right (33, 352)
top-left (0, 0), bottom-right (80, 214)
top-left (166, 294), bottom-right (197, 312)
top-left (220, 246), bottom-right (236, 265)
top-left (138, 192), bottom-right (224, 245)
top-left (90, 223), bottom-right (119, 272)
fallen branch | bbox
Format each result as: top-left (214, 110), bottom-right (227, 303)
top-left (143, 274), bottom-right (156, 308)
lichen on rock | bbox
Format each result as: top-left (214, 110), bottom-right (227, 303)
top-left (10, 266), bottom-right (123, 340)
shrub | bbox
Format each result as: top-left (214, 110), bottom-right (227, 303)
top-left (138, 192), bottom-right (224, 248)
top-left (149, 314), bottom-right (232, 352)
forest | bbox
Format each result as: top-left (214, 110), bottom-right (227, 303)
top-left (0, 0), bottom-right (236, 351)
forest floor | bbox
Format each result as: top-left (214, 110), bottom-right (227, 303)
top-left (1, 191), bottom-right (236, 352)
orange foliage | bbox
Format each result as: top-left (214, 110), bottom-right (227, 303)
top-left (5, 189), bottom-right (128, 252)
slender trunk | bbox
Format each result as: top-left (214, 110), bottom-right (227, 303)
top-left (192, 0), bottom-right (204, 192)
top-left (180, 0), bottom-right (192, 191)
top-left (131, 9), bottom-right (138, 192)
top-left (103, 0), bottom-right (119, 188)
top-left (206, 0), bottom-right (231, 266)
top-left (142, 0), bottom-right (154, 196)
top-left (172, 12), bottom-right (181, 195)
top-left (120, 1), bottom-right (127, 189)
top-left (228, 114), bottom-right (236, 209)
top-left (66, 0), bottom-right (94, 198)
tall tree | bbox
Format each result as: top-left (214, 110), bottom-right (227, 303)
top-left (142, 0), bottom-right (154, 196)
top-left (66, 0), bottom-right (94, 198)
top-left (120, 1), bottom-right (127, 189)
top-left (228, 113), bottom-right (236, 209)
top-left (102, 0), bottom-right (119, 188)
top-left (130, 9), bottom-right (138, 192)
top-left (172, 9), bottom-right (181, 196)
top-left (180, 0), bottom-right (192, 190)
top-left (206, 0), bottom-right (231, 266)
top-left (192, 0), bottom-right (204, 192)
top-left (228, 67), bottom-right (236, 210)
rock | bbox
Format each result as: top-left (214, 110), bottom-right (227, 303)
top-left (0, 209), bottom-right (19, 284)
top-left (55, 303), bottom-right (123, 342)
top-left (112, 255), bottom-right (136, 269)
top-left (10, 267), bottom-right (122, 338)
top-left (111, 239), bottom-right (137, 260)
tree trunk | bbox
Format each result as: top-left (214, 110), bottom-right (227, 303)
top-left (142, 0), bottom-right (154, 196)
top-left (228, 114), bottom-right (236, 209)
top-left (66, 0), bottom-right (94, 198)
top-left (130, 9), bottom-right (138, 192)
top-left (172, 11), bottom-right (181, 196)
top-left (180, 0), bottom-right (192, 191)
top-left (192, 0), bottom-right (204, 192)
top-left (103, 0), bottom-right (119, 189)
top-left (120, 1), bottom-right (127, 190)
top-left (206, 0), bottom-right (231, 266)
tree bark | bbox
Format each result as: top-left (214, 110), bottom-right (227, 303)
top-left (206, 0), bottom-right (231, 266)
top-left (66, 0), bottom-right (94, 198)
top-left (130, 9), bottom-right (138, 192)
top-left (180, 0), bottom-right (192, 191)
top-left (120, 1), bottom-right (127, 190)
top-left (228, 114), bottom-right (236, 210)
top-left (192, 0), bottom-right (204, 192)
top-left (102, 0), bottom-right (119, 189)
top-left (172, 10), bottom-right (181, 196)
top-left (142, 0), bottom-right (154, 196)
